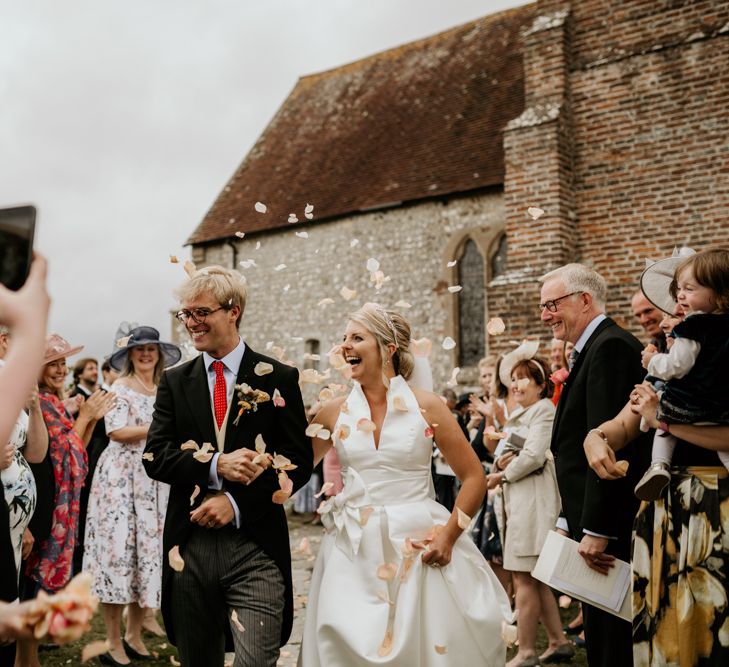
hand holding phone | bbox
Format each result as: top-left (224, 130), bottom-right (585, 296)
top-left (0, 205), bottom-right (36, 291)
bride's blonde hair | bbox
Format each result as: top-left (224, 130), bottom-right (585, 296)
top-left (348, 303), bottom-right (415, 382)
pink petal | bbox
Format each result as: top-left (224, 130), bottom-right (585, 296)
top-left (168, 546), bottom-right (185, 572)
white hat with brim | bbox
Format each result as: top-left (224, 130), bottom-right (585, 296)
top-left (499, 340), bottom-right (540, 388)
top-left (640, 247), bottom-right (695, 315)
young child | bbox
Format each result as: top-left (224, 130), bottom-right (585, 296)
top-left (634, 248), bottom-right (729, 500)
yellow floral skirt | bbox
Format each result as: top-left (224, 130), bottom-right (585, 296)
top-left (633, 466), bottom-right (729, 666)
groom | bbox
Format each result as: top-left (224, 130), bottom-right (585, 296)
top-left (144, 265), bottom-right (312, 667)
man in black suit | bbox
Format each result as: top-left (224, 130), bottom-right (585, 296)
top-left (144, 265), bottom-right (312, 667)
top-left (540, 263), bottom-right (649, 667)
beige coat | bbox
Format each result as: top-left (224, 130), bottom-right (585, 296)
top-left (500, 398), bottom-right (561, 571)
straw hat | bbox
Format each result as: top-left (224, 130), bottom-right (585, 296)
top-left (44, 334), bottom-right (84, 365)
top-left (640, 247), bottom-right (695, 314)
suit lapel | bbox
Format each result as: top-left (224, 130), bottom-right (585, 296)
top-left (552, 318), bottom-right (616, 438)
top-left (182, 356), bottom-right (217, 444)
top-left (223, 345), bottom-right (260, 452)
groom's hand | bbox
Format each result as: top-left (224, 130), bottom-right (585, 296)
top-left (217, 448), bottom-right (265, 484)
top-left (190, 494), bottom-right (234, 529)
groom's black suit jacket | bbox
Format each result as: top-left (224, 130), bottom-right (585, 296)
top-left (552, 317), bottom-right (650, 548)
top-left (144, 346), bottom-right (312, 647)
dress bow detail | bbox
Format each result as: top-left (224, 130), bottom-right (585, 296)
top-left (317, 468), bottom-right (372, 559)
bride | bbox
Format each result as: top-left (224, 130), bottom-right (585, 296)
top-left (299, 303), bottom-right (512, 666)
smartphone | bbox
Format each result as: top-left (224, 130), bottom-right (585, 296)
top-left (0, 205), bottom-right (36, 290)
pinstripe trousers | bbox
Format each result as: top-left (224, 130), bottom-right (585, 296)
top-left (170, 524), bottom-right (285, 667)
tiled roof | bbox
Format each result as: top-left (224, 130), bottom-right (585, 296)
top-left (189, 4), bottom-right (535, 245)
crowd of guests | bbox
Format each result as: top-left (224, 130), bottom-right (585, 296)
top-left (429, 246), bottom-right (729, 667)
top-left (2, 245), bottom-right (728, 667)
top-left (0, 264), bottom-right (182, 667)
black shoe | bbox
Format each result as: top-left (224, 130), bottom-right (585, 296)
top-left (122, 639), bottom-right (151, 661)
top-left (563, 622), bottom-right (583, 635)
top-left (99, 653), bottom-right (134, 666)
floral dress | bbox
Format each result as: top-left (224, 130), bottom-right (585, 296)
top-left (633, 451), bottom-right (729, 666)
top-left (83, 383), bottom-right (169, 608)
top-left (2, 406), bottom-right (37, 575)
top-left (25, 392), bottom-right (87, 592)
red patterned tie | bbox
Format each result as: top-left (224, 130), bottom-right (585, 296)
top-left (212, 360), bottom-right (227, 428)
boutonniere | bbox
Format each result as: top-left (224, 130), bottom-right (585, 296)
top-left (233, 382), bottom-right (270, 425)
top-left (549, 368), bottom-right (569, 386)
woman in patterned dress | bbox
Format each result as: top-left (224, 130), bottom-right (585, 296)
top-left (84, 326), bottom-right (180, 666)
top-left (0, 326), bottom-right (48, 578)
top-left (18, 334), bottom-right (115, 667)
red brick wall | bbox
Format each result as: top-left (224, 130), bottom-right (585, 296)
top-left (495, 0), bottom-right (729, 352)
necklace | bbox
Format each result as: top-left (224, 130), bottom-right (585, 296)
top-left (134, 375), bottom-right (156, 393)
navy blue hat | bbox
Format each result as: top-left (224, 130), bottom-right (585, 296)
top-left (109, 325), bottom-right (181, 372)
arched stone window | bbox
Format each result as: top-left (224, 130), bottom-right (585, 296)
top-left (304, 338), bottom-right (321, 370)
top-left (457, 239), bottom-right (486, 367)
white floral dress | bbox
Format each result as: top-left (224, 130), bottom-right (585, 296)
top-left (83, 383), bottom-right (169, 607)
top-left (2, 407), bottom-right (37, 574)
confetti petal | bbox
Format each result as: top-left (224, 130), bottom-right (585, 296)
top-left (435, 644), bottom-right (447, 655)
top-left (82, 640), bottom-right (110, 663)
top-left (350, 239), bottom-right (359, 248)
top-left (314, 482), bottom-right (334, 498)
top-left (318, 298), bottom-right (334, 307)
top-left (169, 255), bottom-right (179, 264)
top-left (456, 508), bottom-right (472, 530)
top-left (230, 610), bottom-right (245, 632)
top-left (116, 335), bottom-right (131, 348)
top-left (239, 259), bottom-right (257, 269)
top-left (272, 388), bottom-right (286, 407)
top-left (168, 546), bottom-right (185, 572)
top-left (394, 300), bottom-right (411, 309)
top-left (306, 423), bottom-right (324, 437)
top-left (318, 429), bottom-right (331, 441)
top-left (527, 206), bottom-right (545, 220)
top-left (486, 317), bottom-right (506, 336)
top-left (424, 426), bottom-right (434, 438)
top-left (297, 537), bottom-right (312, 555)
top-left (442, 337), bottom-right (456, 350)
top-left (180, 440), bottom-right (199, 452)
top-left (516, 378), bottom-right (531, 391)
top-left (189, 485), bottom-right (200, 506)
top-left (447, 260), bottom-right (457, 268)
top-left (288, 213), bottom-right (298, 223)
top-left (305, 203), bottom-right (314, 215)
top-left (357, 418), bottom-right (377, 433)
top-left (558, 595), bottom-right (572, 609)
top-left (359, 506), bottom-right (374, 526)
top-left (445, 367), bottom-right (460, 389)
top-left (447, 285), bottom-right (462, 293)
top-left (411, 338), bottom-right (432, 357)
top-left (254, 361), bottom-right (274, 376)
top-left (183, 260), bottom-right (196, 277)
top-left (336, 424), bottom-right (351, 441)
top-left (235, 231), bottom-right (245, 239)
top-left (393, 396), bottom-right (408, 412)
top-left (295, 231), bottom-right (309, 239)
top-left (340, 286), bottom-right (357, 301)
top-left (142, 452), bottom-right (154, 461)
top-left (366, 258), bottom-right (380, 272)
top-left (274, 264), bottom-right (287, 271)
top-left (254, 202), bottom-right (267, 213)
top-left (377, 563), bottom-right (398, 581)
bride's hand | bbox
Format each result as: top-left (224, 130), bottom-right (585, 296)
top-left (421, 532), bottom-right (454, 568)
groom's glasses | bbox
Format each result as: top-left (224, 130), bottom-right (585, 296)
top-left (176, 306), bottom-right (226, 324)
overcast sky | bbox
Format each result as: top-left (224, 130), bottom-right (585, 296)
top-left (1, 0), bottom-right (525, 361)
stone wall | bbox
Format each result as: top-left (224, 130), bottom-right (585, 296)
top-left (195, 191), bottom-right (507, 401)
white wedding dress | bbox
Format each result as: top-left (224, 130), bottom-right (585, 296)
top-left (300, 376), bottom-right (512, 666)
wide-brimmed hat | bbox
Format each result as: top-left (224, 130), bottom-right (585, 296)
top-left (499, 340), bottom-right (540, 387)
top-left (44, 334), bottom-right (84, 365)
top-left (640, 247), bottom-right (695, 314)
top-left (109, 325), bottom-right (181, 371)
